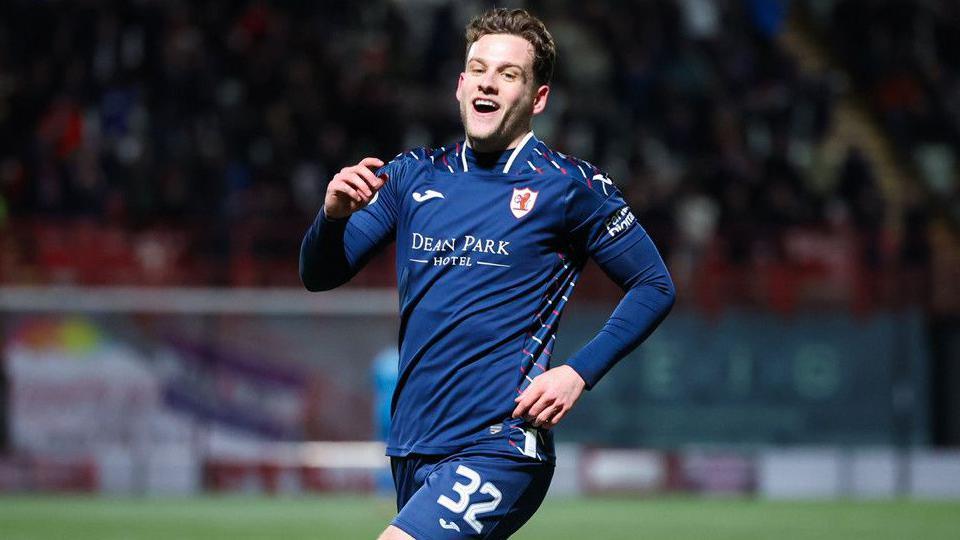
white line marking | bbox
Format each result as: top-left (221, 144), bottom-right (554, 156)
top-left (476, 261), bottom-right (510, 268)
top-left (409, 259), bottom-right (429, 263)
top-left (531, 335), bottom-right (543, 344)
top-left (503, 131), bottom-right (535, 173)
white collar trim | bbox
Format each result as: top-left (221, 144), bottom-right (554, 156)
top-left (503, 131), bottom-right (535, 174)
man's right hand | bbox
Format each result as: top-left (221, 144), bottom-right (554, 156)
top-left (324, 157), bottom-right (386, 220)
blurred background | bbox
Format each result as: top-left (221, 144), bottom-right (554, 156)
top-left (0, 0), bottom-right (959, 537)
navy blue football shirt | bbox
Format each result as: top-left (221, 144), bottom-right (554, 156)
top-left (301, 132), bottom-right (674, 462)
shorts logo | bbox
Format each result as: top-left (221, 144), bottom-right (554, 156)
top-left (510, 187), bottom-right (539, 218)
top-left (604, 205), bottom-right (637, 237)
top-left (439, 518), bottom-right (461, 532)
top-left (489, 424), bottom-right (503, 435)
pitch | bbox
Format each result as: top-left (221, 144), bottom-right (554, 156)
top-left (1, 495), bottom-right (957, 539)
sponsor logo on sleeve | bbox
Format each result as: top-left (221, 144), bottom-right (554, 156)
top-left (604, 206), bottom-right (637, 237)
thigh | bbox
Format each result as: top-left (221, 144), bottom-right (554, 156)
top-left (391, 453), bottom-right (554, 540)
top-left (392, 455), bottom-right (444, 512)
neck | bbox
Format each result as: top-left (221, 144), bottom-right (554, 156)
top-left (466, 128), bottom-right (532, 153)
top-left (461, 131), bottom-right (536, 173)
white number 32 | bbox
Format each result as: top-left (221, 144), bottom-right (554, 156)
top-left (436, 465), bottom-right (503, 534)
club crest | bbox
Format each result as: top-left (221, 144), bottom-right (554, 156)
top-left (510, 187), bottom-right (539, 218)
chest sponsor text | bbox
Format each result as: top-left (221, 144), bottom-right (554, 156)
top-left (411, 232), bottom-right (511, 267)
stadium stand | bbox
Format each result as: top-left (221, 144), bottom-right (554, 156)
top-left (0, 0), bottom-right (956, 313)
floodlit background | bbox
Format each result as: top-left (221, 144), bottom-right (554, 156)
top-left (0, 0), bottom-right (958, 538)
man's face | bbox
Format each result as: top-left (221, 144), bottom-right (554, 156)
top-left (456, 33), bottom-right (549, 152)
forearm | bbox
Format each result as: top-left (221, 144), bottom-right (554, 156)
top-left (299, 207), bottom-right (355, 291)
top-left (566, 234), bottom-right (675, 388)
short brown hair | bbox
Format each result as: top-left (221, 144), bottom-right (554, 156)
top-left (464, 8), bottom-right (556, 86)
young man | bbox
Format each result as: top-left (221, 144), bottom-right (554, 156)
top-left (300, 8), bottom-right (674, 539)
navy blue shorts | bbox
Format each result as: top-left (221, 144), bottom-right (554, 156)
top-left (390, 446), bottom-right (554, 539)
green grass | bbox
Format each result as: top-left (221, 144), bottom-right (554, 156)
top-left (0, 495), bottom-right (957, 539)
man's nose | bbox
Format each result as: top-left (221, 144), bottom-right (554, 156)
top-left (478, 72), bottom-right (497, 93)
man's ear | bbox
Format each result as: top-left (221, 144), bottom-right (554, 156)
top-left (532, 84), bottom-right (550, 115)
top-left (455, 73), bottom-right (465, 103)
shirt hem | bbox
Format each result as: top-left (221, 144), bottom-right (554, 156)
top-left (386, 441), bottom-right (472, 457)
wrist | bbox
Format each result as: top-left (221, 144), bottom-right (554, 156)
top-left (322, 205), bottom-right (348, 222)
top-left (560, 364), bottom-right (587, 390)
top-left (563, 360), bottom-right (595, 391)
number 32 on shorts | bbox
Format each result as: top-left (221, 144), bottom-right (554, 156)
top-left (436, 465), bottom-right (502, 534)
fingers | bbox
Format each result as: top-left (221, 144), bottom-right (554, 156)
top-left (358, 157), bottom-right (385, 169)
top-left (340, 158), bottom-right (388, 197)
top-left (534, 402), bottom-right (563, 427)
top-left (512, 385), bottom-right (542, 419)
top-left (324, 157), bottom-right (387, 219)
top-left (329, 180), bottom-right (362, 204)
top-left (514, 385), bottom-right (566, 428)
top-left (327, 157), bottom-right (386, 209)
top-left (541, 408), bottom-right (566, 430)
top-left (338, 169), bottom-right (374, 199)
top-left (354, 163), bottom-right (385, 192)
top-left (511, 366), bottom-right (585, 430)
top-left (526, 394), bottom-right (556, 420)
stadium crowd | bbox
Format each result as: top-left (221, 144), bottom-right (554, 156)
top-left (0, 0), bottom-right (955, 308)
top-left (813, 0), bottom-right (959, 261)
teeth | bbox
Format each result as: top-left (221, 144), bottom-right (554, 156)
top-left (474, 99), bottom-right (497, 108)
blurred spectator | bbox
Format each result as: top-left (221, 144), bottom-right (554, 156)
top-left (820, 0), bottom-right (958, 212)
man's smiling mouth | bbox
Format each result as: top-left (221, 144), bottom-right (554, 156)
top-left (473, 98), bottom-right (500, 113)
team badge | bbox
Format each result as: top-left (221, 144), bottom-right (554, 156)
top-left (510, 187), bottom-right (539, 219)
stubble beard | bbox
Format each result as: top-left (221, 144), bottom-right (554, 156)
top-left (460, 101), bottom-right (531, 153)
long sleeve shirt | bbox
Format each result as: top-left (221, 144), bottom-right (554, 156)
top-left (301, 133), bottom-right (675, 462)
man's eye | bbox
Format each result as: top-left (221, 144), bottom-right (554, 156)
top-left (503, 72), bottom-right (519, 81)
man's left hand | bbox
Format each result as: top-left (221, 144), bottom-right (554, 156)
top-left (512, 365), bottom-right (586, 429)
